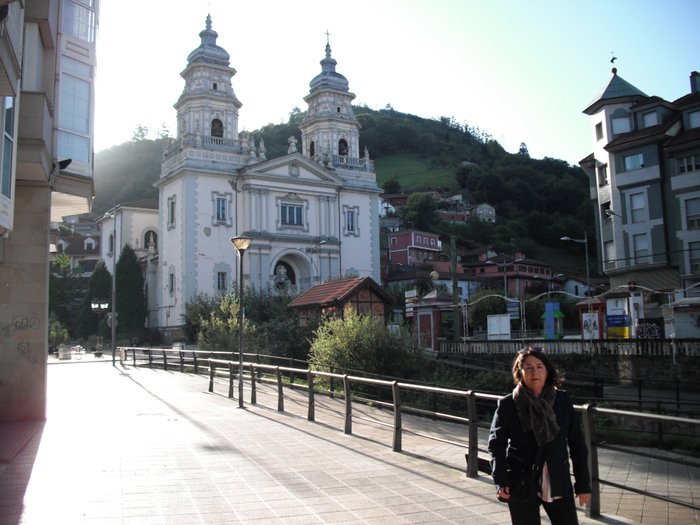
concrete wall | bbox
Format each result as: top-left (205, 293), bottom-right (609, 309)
top-left (0, 184), bottom-right (51, 421)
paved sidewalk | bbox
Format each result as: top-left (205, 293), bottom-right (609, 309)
top-left (0, 361), bottom-right (692, 524)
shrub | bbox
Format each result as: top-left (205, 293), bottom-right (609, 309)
top-left (309, 308), bottom-right (425, 379)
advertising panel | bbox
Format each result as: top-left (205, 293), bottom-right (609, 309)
top-left (607, 314), bottom-right (630, 339)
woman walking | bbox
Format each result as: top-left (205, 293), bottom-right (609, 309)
top-left (488, 347), bottom-right (591, 525)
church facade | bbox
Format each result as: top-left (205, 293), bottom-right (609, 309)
top-left (148, 17), bottom-right (381, 335)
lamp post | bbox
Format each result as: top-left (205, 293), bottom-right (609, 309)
top-left (487, 255), bottom-right (524, 337)
top-left (110, 207), bottom-right (118, 366)
top-left (230, 235), bottom-right (252, 408)
top-left (91, 299), bottom-right (109, 351)
top-left (487, 255), bottom-right (523, 298)
top-left (560, 233), bottom-right (590, 308)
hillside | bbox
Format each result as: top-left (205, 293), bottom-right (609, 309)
top-left (92, 107), bottom-right (594, 276)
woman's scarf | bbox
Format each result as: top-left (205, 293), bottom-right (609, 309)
top-left (512, 383), bottom-right (560, 446)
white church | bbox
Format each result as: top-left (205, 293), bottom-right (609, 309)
top-left (100, 16), bottom-right (381, 338)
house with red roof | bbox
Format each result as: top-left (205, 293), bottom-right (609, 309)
top-left (288, 276), bottom-right (394, 326)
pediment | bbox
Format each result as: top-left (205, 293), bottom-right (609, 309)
top-left (242, 153), bottom-right (344, 185)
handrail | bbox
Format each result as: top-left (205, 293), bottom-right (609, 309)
top-left (119, 346), bottom-right (700, 519)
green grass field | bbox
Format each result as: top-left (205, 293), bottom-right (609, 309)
top-left (375, 154), bottom-right (459, 192)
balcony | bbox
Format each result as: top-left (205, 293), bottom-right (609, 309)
top-left (17, 92), bottom-right (53, 182)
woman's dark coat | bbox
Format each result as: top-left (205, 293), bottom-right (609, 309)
top-left (488, 389), bottom-right (591, 498)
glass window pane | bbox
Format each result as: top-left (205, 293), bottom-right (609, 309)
top-left (612, 116), bottom-right (631, 134)
top-left (58, 130), bottom-right (89, 162)
top-left (1, 136), bottom-right (11, 198)
top-left (59, 74), bottom-right (90, 134)
top-left (62, 0), bottom-right (96, 43)
top-left (642, 112), bottom-right (657, 127)
top-left (624, 154), bottom-right (644, 171)
top-left (4, 97), bottom-right (13, 136)
top-left (62, 56), bottom-right (92, 79)
top-left (690, 111), bottom-right (700, 129)
top-left (630, 193), bottom-right (645, 223)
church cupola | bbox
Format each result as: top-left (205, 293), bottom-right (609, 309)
top-left (174, 15), bottom-right (242, 141)
top-left (300, 38), bottom-right (361, 165)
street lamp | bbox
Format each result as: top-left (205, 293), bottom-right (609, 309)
top-left (487, 255), bottom-right (522, 298)
top-left (560, 233), bottom-right (591, 308)
top-left (230, 235), bottom-right (252, 408)
top-left (106, 207), bottom-right (118, 366)
top-left (91, 299), bottom-right (109, 352)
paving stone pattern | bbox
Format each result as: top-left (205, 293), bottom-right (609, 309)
top-left (0, 361), bottom-right (697, 524)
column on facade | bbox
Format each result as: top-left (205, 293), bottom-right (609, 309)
top-left (1, 185), bottom-right (51, 420)
top-left (245, 186), bottom-right (254, 232)
top-left (259, 189), bottom-right (268, 232)
top-left (318, 195), bottom-right (327, 238)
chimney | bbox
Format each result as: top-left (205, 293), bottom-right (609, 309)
top-left (691, 71), bottom-right (700, 94)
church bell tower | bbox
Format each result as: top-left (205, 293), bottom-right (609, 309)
top-left (174, 15), bottom-right (242, 142)
top-left (300, 38), bottom-right (361, 164)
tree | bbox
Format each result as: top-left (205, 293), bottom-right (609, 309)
top-left (49, 252), bottom-right (86, 337)
top-left (383, 178), bottom-right (401, 194)
top-left (308, 308), bottom-right (424, 379)
top-left (242, 286), bottom-right (316, 361)
top-left (518, 142), bottom-right (530, 156)
top-left (157, 123), bottom-right (170, 139)
top-left (115, 244), bottom-right (147, 341)
top-left (48, 319), bottom-right (69, 348)
top-left (196, 291), bottom-right (255, 354)
top-left (76, 261), bottom-right (112, 339)
top-left (288, 107), bottom-right (304, 125)
top-left (399, 192), bottom-right (439, 231)
top-left (131, 124), bottom-right (149, 142)
top-left (183, 292), bottom-right (220, 343)
top-left (467, 288), bottom-right (507, 334)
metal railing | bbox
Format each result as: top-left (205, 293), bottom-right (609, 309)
top-left (119, 346), bottom-right (700, 519)
top-left (438, 338), bottom-right (700, 356)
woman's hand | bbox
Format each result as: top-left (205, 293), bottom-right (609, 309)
top-left (577, 493), bottom-right (591, 506)
top-left (497, 486), bottom-right (510, 501)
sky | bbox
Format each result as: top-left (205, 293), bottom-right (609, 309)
top-left (94, 0), bottom-right (700, 166)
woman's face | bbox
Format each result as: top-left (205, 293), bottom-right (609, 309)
top-left (521, 355), bottom-right (548, 396)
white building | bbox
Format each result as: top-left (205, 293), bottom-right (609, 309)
top-left (150, 17), bottom-right (381, 337)
top-left (97, 200), bottom-right (159, 275)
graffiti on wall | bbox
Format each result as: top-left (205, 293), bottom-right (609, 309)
top-left (2, 313), bottom-right (41, 363)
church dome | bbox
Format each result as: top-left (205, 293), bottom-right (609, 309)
top-left (186, 15), bottom-right (230, 67)
top-left (309, 43), bottom-right (349, 93)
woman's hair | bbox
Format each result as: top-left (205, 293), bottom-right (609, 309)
top-left (511, 347), bottom-right (561, 388)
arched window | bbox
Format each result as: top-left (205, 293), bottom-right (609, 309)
top-left (309, 141), bottom-right (315, 158)
top-left (211, 118), bottom-right (223, 138)
top-left (144, 230), bottom-right (158, 250)
top-left (338, 139), bottom-right (348, 157)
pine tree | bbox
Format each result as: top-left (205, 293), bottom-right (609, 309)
top-left (115, 244), bottom-right (147, 341)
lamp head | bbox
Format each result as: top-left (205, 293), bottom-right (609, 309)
top-left (230, 236), bottom-right (252, 253)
